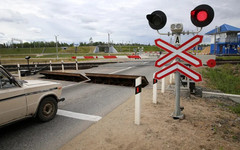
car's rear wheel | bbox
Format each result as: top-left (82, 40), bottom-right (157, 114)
top-left (37, 97), bottom-right (58, 122)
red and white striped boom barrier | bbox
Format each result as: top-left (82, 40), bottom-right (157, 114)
top-left (71, 55), bottom-right (141, 59)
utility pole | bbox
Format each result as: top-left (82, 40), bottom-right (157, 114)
top-left (55, 35), bottom-right (59, 60)
top-left (107, 33), bottom-right (110, 54)
top-left (214, 26), bottom-right (217, 55)
top-left (108, 33), bottom-right (110, 47)
top-left (129, 41), bottom-right (130, 52)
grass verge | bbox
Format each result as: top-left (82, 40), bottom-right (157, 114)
top-left (216, 56), bottom-right (240, 61)
top-left (228, 104), bottom-right (240, 115)
top-left (202, 64), bottom-right (240, 95)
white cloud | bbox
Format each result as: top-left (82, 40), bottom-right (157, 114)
top-left (0, 0), bottom-right (239, 44)
top-left (0, 9), bottom-right (27, 23)
top-left (28, 27), bottom-right (42, 33)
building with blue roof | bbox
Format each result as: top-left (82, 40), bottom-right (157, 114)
top-left (205, 24), bottom-right (240, 55)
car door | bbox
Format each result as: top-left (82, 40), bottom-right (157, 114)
top-left (0, 71), bottom-right (27, 126)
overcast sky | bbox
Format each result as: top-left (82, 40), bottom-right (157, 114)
top-left (0, 0), bottom-right (239, 45)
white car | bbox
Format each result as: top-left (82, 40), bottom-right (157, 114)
top-left (0, 65), bottom-right (65, 127)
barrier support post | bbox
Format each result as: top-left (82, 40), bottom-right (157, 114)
top-left (61, 60), bottom-right (64, 72)
top-left (161, 77), bottom-right (165, 93)
top-left (50, 61), bottom-right (52, 72)
top-left (153, 73), bottom-right (158, 104)
top-left (135, 77), bottom-right (142, 125)
top-left (75, 59), bottom-right (78, 70)
top-left (17, 64), bottom-right (21, 80)
top-left (170, 74), bottom-right (173, 84)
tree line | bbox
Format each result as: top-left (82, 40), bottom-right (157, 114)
top-left (0, 40), bottom-right (209, 49)
top-left (0, 41), bottom-right (150, 48)
top-left (0, 41), bottom-right (69, 48)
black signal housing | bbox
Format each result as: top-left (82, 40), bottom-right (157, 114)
top-left (146, 10), bottom-right (167, 30)
top-left (191, 4), bottom-right (214, 27)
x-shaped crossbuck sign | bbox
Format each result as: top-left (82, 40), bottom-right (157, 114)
top-left (154, 35), bottom-right (203, 82)
top-left (155, 62), bottom-right (202, 82)
top-left (155, 35), bottom-right (203, 68)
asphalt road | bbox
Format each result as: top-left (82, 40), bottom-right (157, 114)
top-left (0, 59), bottom-right (159, 150)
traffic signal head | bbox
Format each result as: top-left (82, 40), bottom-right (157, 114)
top-left (146, 10), bottom-right (167, 30)
top-left (191, 4), bottom-right (214, 27)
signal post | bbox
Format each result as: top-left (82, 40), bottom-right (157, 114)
top-left (173, 33), bottom-right (183, 119)
top-left (146, 4), bottom-right (215, 119)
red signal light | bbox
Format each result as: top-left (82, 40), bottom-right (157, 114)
top-left (197, 10), bottom-right (208, 22)
top-left (190, 4), bottom-right (214, 27)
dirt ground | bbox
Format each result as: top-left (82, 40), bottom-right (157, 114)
top-left (200, 46), bottom-right (210, 55)
top-left (60, 86), bottom-right (240, 150)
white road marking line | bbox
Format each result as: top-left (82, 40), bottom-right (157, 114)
top-left (63, 83), bottom-right (78, 88)
top-left (57, 109), bottom-right (102, 122)
top-left (109, 67), bottom-right (132, 74)
top-left (63, 78), bottom-right (91, 88)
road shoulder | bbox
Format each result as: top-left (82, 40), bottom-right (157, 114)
top-left (60, 88), bottom-right (240, 150)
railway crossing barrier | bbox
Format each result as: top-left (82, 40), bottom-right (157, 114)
top-left (135, 76), bottom-right (142, 125)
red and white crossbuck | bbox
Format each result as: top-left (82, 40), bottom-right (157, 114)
top-left (154, 35), bottom-right (203, 82)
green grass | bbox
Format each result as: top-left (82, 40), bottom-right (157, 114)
top-left (217, 102), bottom-right (240, 115)
top-left (61, 46), bottom-right (95, 53)
top-left (228, 105), bottom-right (240, 115)
top-left (0, 45), bottom-right (163, 59)
top-left (202, 64), bottom-right (240, 95)
top-left (0, 45), bottom-right (163, 55)
top-left (0, 46), bottom-right (95, 55)
top-left (0, 47), bottom-right (58, 54)
top-left (114, 45), bottom-right (162, 52)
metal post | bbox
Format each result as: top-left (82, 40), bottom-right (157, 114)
top-left (61, 60), bottom-right (64, 72)
top-left (50, 61), bottom-right (52, 72)
top-left (172, 34), bottom-right (184, 119)
top-left (170, 74), bottom-right (173, 84)
top-left (196, 27), bottom-right (199, 55)
top-left (196, 44), bottom-right (198, 55)
top-left (161, 66), bottom-right (165, 93)
top-left (135, 77), bottom-right (142, 125)
top-left (27, 59), bottom-right (30, 71)
top-left (187, 65), bottom-right (190, 88)
top-left (153, 73), bottom-right (157, 104)
top-left (17, 64), bottom-right (21, 80)
top-left (75, 59), bottom-right (78, 70)
top-left (161, 77), bottom-right (165, 93)
top-left (173, 71), bottom-right (183, 118)
top-left (214, 26), bottom-right (217, 55)
top-left (55, 35), bottom-right (59, 60)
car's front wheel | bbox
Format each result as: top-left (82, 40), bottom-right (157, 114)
top-left (37, 97), bottom-right (58, 122)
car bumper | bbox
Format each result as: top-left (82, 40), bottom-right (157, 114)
top-left (58, 98), bottom-right (65, 102)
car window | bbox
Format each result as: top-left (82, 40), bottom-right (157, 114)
top-left (0, 71), bottom-right (16, 89)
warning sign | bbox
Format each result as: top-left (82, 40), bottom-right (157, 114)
top-left (175, 35), bottom-right (181, 44)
